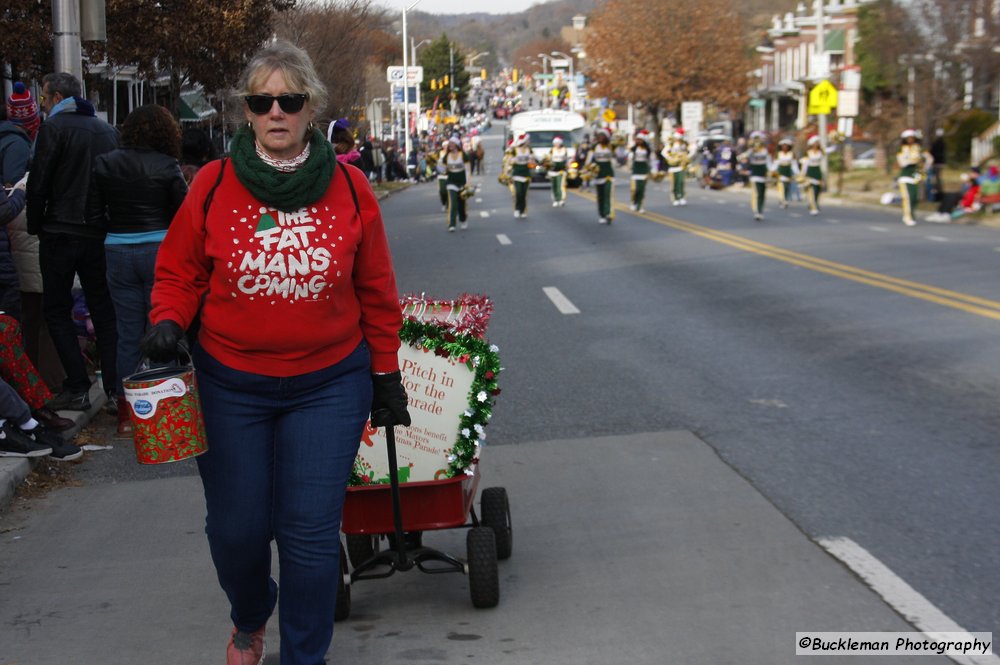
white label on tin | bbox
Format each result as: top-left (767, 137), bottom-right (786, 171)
top-left (123, 378), bottom-right (188, 420)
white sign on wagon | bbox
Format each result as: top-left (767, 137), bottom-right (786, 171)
top-left (357, 343), bottom-right (475, 484)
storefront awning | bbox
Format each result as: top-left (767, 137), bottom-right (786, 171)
top-left (824, 29), bottom-right (845, 54)
top-left (179, 90), bottom-right (217, 122)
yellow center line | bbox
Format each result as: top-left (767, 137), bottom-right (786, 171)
top-left (571, 190), bottom-right (1000, 321)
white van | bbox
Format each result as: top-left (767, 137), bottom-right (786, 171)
top-left (506, 109), bottom-right (586, 184)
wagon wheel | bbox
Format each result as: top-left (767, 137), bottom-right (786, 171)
top-left (467, 527), bottom-right (499, 609)
top-left (334, 542), bottom-right (351, 621)
top-left (345, 533), bottom-right (377, 569)
top-left (480, 487), bottom-right (512, 560)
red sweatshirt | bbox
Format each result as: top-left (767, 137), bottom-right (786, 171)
top-left (150, 159), bottom-right (402, 377)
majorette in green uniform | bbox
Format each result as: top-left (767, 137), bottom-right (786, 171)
top-left (740, 130), bottom-right (772, 220)
top-left (444, 136), bottom-right (470, 232)
top-left (628, 129), bottom-right (653, 213)
top-left (800, 135), bottom-right (824, 216)
top-left (587, 127), bottom-right (616, 224)
top-left (896, 128), bottom-right (924, 226)
top-left (506, 132), bottom-right (534, 219)
top-left (774, 137), bottom-right (798, 209)
top-left (435, 145), bottom-right (449, 211)
top-left (546, 135), bottom-right (569, 207)
top-left (664, 128), bottom-right (690, 206)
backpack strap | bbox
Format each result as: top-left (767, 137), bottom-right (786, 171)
top-left (202, 157), bottom-right (228, 217)
top-left (338, 161), bottom-right (361, 217)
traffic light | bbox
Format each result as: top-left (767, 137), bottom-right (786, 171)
top-left (430, 79), bottom-right (437, 90)
top-left (512, 68), bottom-right (518, 83)
top-left (481, 68), bottom-right (487, 80)
top-left (443, 74), bottom-right (449, 86)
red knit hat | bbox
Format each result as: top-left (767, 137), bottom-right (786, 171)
top-left (7, 82), bottom-right (40, 141)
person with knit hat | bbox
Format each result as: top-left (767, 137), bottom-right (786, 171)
top-left (443, 134), bottom-right (470, 231)
top-left (6, 82), bottom-right (40, 144)
top-left (664, 129), bottom-right (691, 206)
top-left (739, 131), bottom-right (772, 221)
top-left (773, 137), bottom-right (798, 209)
top-left (800, 135), bottom-right (825, 216)
top-left (544, 135), bottom-right (569, 208)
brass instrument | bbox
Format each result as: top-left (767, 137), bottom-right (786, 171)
top-left (650, 171), bottom-right (667, 183)
top-left (459, 184), bottom-right (477, 201)
top-left (497, 171), bottom-right (512, 186)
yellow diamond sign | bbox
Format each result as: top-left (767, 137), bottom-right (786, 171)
top-left (808, 80), bottom-right (838, 115)
top-left (602, 109), bottom-right (617, 123)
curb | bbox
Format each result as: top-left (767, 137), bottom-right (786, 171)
top-left (0, 384), bottom-right (107, 510)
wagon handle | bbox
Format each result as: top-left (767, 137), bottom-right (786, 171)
top-left (379, 414), bottom-right (414, 571)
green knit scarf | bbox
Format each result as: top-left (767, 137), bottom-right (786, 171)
top-left (229, 125), bottom-right (336, 212)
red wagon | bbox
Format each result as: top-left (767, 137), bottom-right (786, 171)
top-left (335, 295), bottom-right (511, 620)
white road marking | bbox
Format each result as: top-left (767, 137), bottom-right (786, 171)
top-left (480, 211), bottom-right (490, 218)
top-left (869, 226), bottom-right (889, 232)
top-left (827, 218), bottom-right (841, 224)
top-left (496, 234), bottom-right (511, 245)
top-left (475, 197), bottom-right (483, 203)
top-left (716, 198), bottom-right (727, 204)
top-left (543, 287), bottom-right (580, 314)
top-left (789, 213), bottom-right (802, 218)
top-left (926, 235), bottom-right (948, 242)
top-left (818, 537), bottom-right (1000, 665)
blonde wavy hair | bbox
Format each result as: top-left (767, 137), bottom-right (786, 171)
top-left (234, 40), bottom-right (329, 117)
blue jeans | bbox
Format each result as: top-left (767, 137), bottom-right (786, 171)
top-left (105, 243), bottom-right (159, 389)
top-left (193, 342), bottom-right (372, 665)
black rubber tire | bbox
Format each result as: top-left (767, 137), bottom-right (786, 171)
top-left (480, 487), bottom-right (512, 560)
top-left (345, 534), bottom-right (376, 569)
top-left (334, 546), bottom-right (351, 621)
top-left (467, 527), bottom-right (499, 608)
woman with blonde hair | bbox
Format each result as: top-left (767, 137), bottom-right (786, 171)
top-left (142, 40), bottom-right (410, 665)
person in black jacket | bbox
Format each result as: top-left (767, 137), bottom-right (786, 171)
top-left (25, 72), bottom-right (119, 412)
top-left (93, 104), bottom-right (187, 435)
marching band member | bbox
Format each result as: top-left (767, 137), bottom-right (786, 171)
top-left (628, 129), bottom-right (654, 213)
top-left (800, 135), bottom-right (824, 216)
top-left (664, 128), bottom-right (690, 206)
top-left (546, 135), bottom-right (569, 207)
top-left (586, 127), bottom-right (616, 224)
top-left (774, 137), bottom-right (798, 209)
top-left (444, 136), bottom-right (470, 232)
top-left (896, 128), bottom-right (924, 226)
top-left (506, 132), bottom-right (534, 218)
top-left (740, 131), bottom-right (771, 220)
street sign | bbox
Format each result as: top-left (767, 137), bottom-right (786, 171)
top-left (808, 79), bottom-right (838, 115)
top-left (680, 101), bottom-right (703, 135)
top-left (550, 59), bottom-right (570, 68)
top-left (836, 89), bottom-right (859, 117)
top-left (386, 66), bottom-right (423, 84)
top-left (390, 84), bottom-right (418, 105)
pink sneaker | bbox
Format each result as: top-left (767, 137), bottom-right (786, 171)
top-left (227, 625), bottom-right (266, 665)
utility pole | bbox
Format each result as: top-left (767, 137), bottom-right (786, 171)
top-left (815, 0), bottom-right (829, 191)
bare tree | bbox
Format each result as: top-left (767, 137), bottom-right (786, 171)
top-left (274, 0), bottom-right (395, 126)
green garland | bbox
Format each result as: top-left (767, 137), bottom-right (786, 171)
top-left (350, 318), bottom-right (502, 486)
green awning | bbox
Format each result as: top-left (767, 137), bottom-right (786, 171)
top-left (824, 29), bottom-right (845, 53)
top-left (179, 90), bottom-right (216, 121)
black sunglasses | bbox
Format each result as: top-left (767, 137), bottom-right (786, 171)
top-left (244, 93), bottom-right (308, 115)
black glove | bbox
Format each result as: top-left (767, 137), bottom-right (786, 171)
top-left (140, 320), bottom-right (185, 363)
top-left (370, 371), bottom-right (411, 428)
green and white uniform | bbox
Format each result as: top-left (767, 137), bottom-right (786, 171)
top-left (587, 142), bottom-right (615, 223)
top-left (547, 144), bottom-right (569, 206)
top-left (774, 146), bottom-right (797, 207)
top-left (629, 143), bottom-right (652, 211)
top-left (742, 145), bottom-right (771, 219)
top-left (508, 145), bottom-right (533, 218)
top-left (665, 140), bottom-right (689, 205)
top-left (445, 149), bottom-right (469, 230)
top-left (436, 148), bottom-right (449, 209)
top-left (897, 143), bottom-right (923, 225)
top-left (800, 147), bottom-right (824, 215)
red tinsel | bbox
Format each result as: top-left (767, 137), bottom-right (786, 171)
top-left (400, 293), bottom-right (494, 339)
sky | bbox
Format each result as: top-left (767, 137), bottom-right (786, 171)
top-left (402, 0), bottom-right (546, 14)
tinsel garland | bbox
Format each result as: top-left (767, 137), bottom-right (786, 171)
top-left (349, 295), bottom-right (502, 486)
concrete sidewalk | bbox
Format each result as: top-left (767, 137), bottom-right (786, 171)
top-left (0, 430), bottom-right (946, 664)
top-left (0, 382), bottom-right (107, 507)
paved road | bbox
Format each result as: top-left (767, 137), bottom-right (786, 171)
top-left (2, 123), bottom-right (997, 662)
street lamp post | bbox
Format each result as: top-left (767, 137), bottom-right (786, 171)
top-left (537, 53), bottom-right (552, 107)
top-left (411, 38), bottom-right (431, 131)
top-left (550, 51), bottom-right (574, 109)
top-left (402, 0), bottom-right (421, 173)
